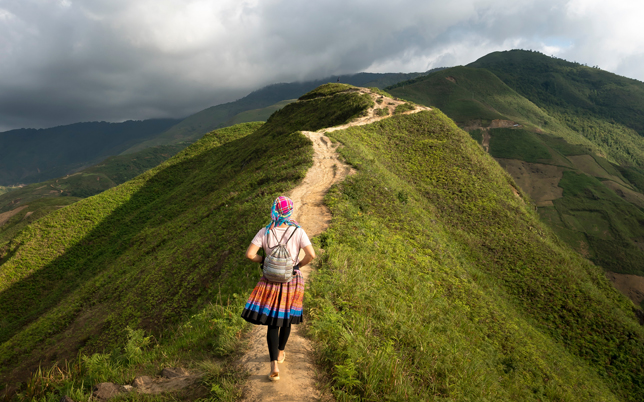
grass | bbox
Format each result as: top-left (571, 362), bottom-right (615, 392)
top-left (0, 120), bottom-right (310, 398)
top-left (306, 109), bottom-right (644, 401)
top-left (487, 128), bottom-right (552, 163)
top-left (393, 103), bottom-right (415, 115)
top-left (374, 108), bottom-right (389, 117)
top-left (299, 83), bottom-right (356, 100)
top-left (0, 187), bottom-right (17, 197)
top-left (468, 129), bottom-right (484, 144)
top-left (552, 171), bottom-right (644, 275)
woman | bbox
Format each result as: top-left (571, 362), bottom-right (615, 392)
top-left (242, 196), bottom-right (316, 381)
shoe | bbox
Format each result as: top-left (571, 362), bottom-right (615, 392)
top-left (268, 371), bottom-right (280, 381)
top-left (278, 352), bottom-right (286, 363)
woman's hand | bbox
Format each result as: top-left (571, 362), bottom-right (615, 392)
top-left (246, 244), bottom-right (263, 263)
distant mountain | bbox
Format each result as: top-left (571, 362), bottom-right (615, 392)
top-left (0, 119), bottom-right (181, 186)
top-left (470, 50), bottom-right (644, 135)
top-left (388, 52), bottom-right (644, 303)
top-left (121, 70), bottom-right (442, 154)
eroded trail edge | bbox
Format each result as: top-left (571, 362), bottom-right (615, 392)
top-left (238, 90), bottom-right (430, 402)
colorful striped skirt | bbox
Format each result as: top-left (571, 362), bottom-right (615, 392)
top-left (241, 270), bottom-right (304, 327)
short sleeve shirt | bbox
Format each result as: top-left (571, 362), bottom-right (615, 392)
top-left (251, 226), bottom-right (311, 266)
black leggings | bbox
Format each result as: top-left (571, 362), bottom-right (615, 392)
top-left (267, 324), bottom-right (291, 361)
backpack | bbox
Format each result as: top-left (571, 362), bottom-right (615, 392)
top-left (262, 226), bottom-right (299, 283)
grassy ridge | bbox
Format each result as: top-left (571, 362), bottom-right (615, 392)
top-left (307, 110), bottom-right (643, 400)
top-left (0, 86), bottom-right (375, 398)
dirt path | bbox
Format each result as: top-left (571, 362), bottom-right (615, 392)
top-left (238, 89), bottom-right (430, 401)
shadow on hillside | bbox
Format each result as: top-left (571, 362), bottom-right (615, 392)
top-left (0, 135), bottom-right (258, 385)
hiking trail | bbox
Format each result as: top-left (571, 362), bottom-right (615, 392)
top-left (238, 89), bottom-right (430, 401)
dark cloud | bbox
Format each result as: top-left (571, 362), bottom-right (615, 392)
top-left (1, 0), bottom-right (642, 131)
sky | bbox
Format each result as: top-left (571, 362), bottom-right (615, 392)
top-left (1, 0), bottom-right (643, 131)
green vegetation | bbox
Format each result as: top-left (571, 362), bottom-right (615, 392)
top-left (471, 49), bottom-right (644, 135)
top-left (468, 128), bottom-right (483, 144)
top-left (550, 171), bottom-right (644, 275)
top-left (4, 84), bottom-right (644, 401)
top-left (266, 85), bottom-right (373, 136)
top-left (308, 110), bottom-right (643, 401)
top-left (299, 83), bottom-right (356, 100)
top-left (393, 103), bottom-right (415, 115)
top-left (387, 56), bottom-right (644, 291)
top-left (374, 108), bottom-right (389, 117)
top-left (0, 144), bottom-right (187, 243)
top-left (226, 99), bottom-right (296, 126)
top-left (487, 128), bottom-right (552, 162)
top-left (470, 50), bottom-right (644, 167)
top-left (0, 187), bottom-right (15, 197)
top-left (0, 119), bottom-right (181, 186)
top-left (0, 87), bottom-right (375, 399)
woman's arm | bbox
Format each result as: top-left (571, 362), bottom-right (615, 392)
top-left (246, 243), bottom-right (263, 263)
top-left (298, 245), bottom-right (316, 267)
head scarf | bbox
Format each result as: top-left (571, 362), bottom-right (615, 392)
top-left (265, 196), bottom-right (300, 234)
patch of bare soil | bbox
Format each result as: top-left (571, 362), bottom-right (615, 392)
top-left (0, 206), bottom-right (28, 227)
top-left (495, 159), bottom-right (564, 206)
top-left (489, 119), bottom-right (517, 128)
top-left (445, 76), bottom-right (457, 84)
top-left (238, 90), bottom-right (430, 402)
top-left (606, 272), bottom-right (644, 306)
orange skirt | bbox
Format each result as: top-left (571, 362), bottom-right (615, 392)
top-left (241, 271), bottom-right (304, 326)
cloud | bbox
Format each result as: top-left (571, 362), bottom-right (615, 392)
top-left (1, 0), bottom-right (643, 131)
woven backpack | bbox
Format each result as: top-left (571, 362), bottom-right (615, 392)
top-left (262, 226), bottom-right (299, 283)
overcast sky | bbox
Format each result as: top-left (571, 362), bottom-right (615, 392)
top-left (1, 0), bottom-right (643, 131)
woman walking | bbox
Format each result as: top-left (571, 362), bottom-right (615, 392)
top-left (242, 196), bottom-right (316, 381)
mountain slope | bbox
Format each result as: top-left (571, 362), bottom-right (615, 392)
top-left (0, 119), bottom-right (181, 186)
top-left (308, 105), bottom-right (643, 401)
top-left (2, 85), bottom-right (643, 401)
top-left (388, 63), bottom-right (644, 290)
top-left (0, 88), bottom-right (375, 397)
top-left (469, 49), bottom-right (644, 167)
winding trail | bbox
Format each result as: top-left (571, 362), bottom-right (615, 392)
top-left (238, 89), bottom-right (430, 401)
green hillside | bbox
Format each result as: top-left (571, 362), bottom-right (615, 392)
top-left (388, 66), bottom-right (601, 154)
top-left (388, 63), bottom-right (644, 285)
top-left (2, 85), bottom-right (643, 401)
top-left (0, 87), bottom-right (374, 399)
top-left (0, 119), bottom-right (181, 186)
top-left (0, 144), bottom-right (187, 244)
top-left (470, 50), bottom-right (644, 167)
top-left (308, 108), bottom-right (644, 401)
